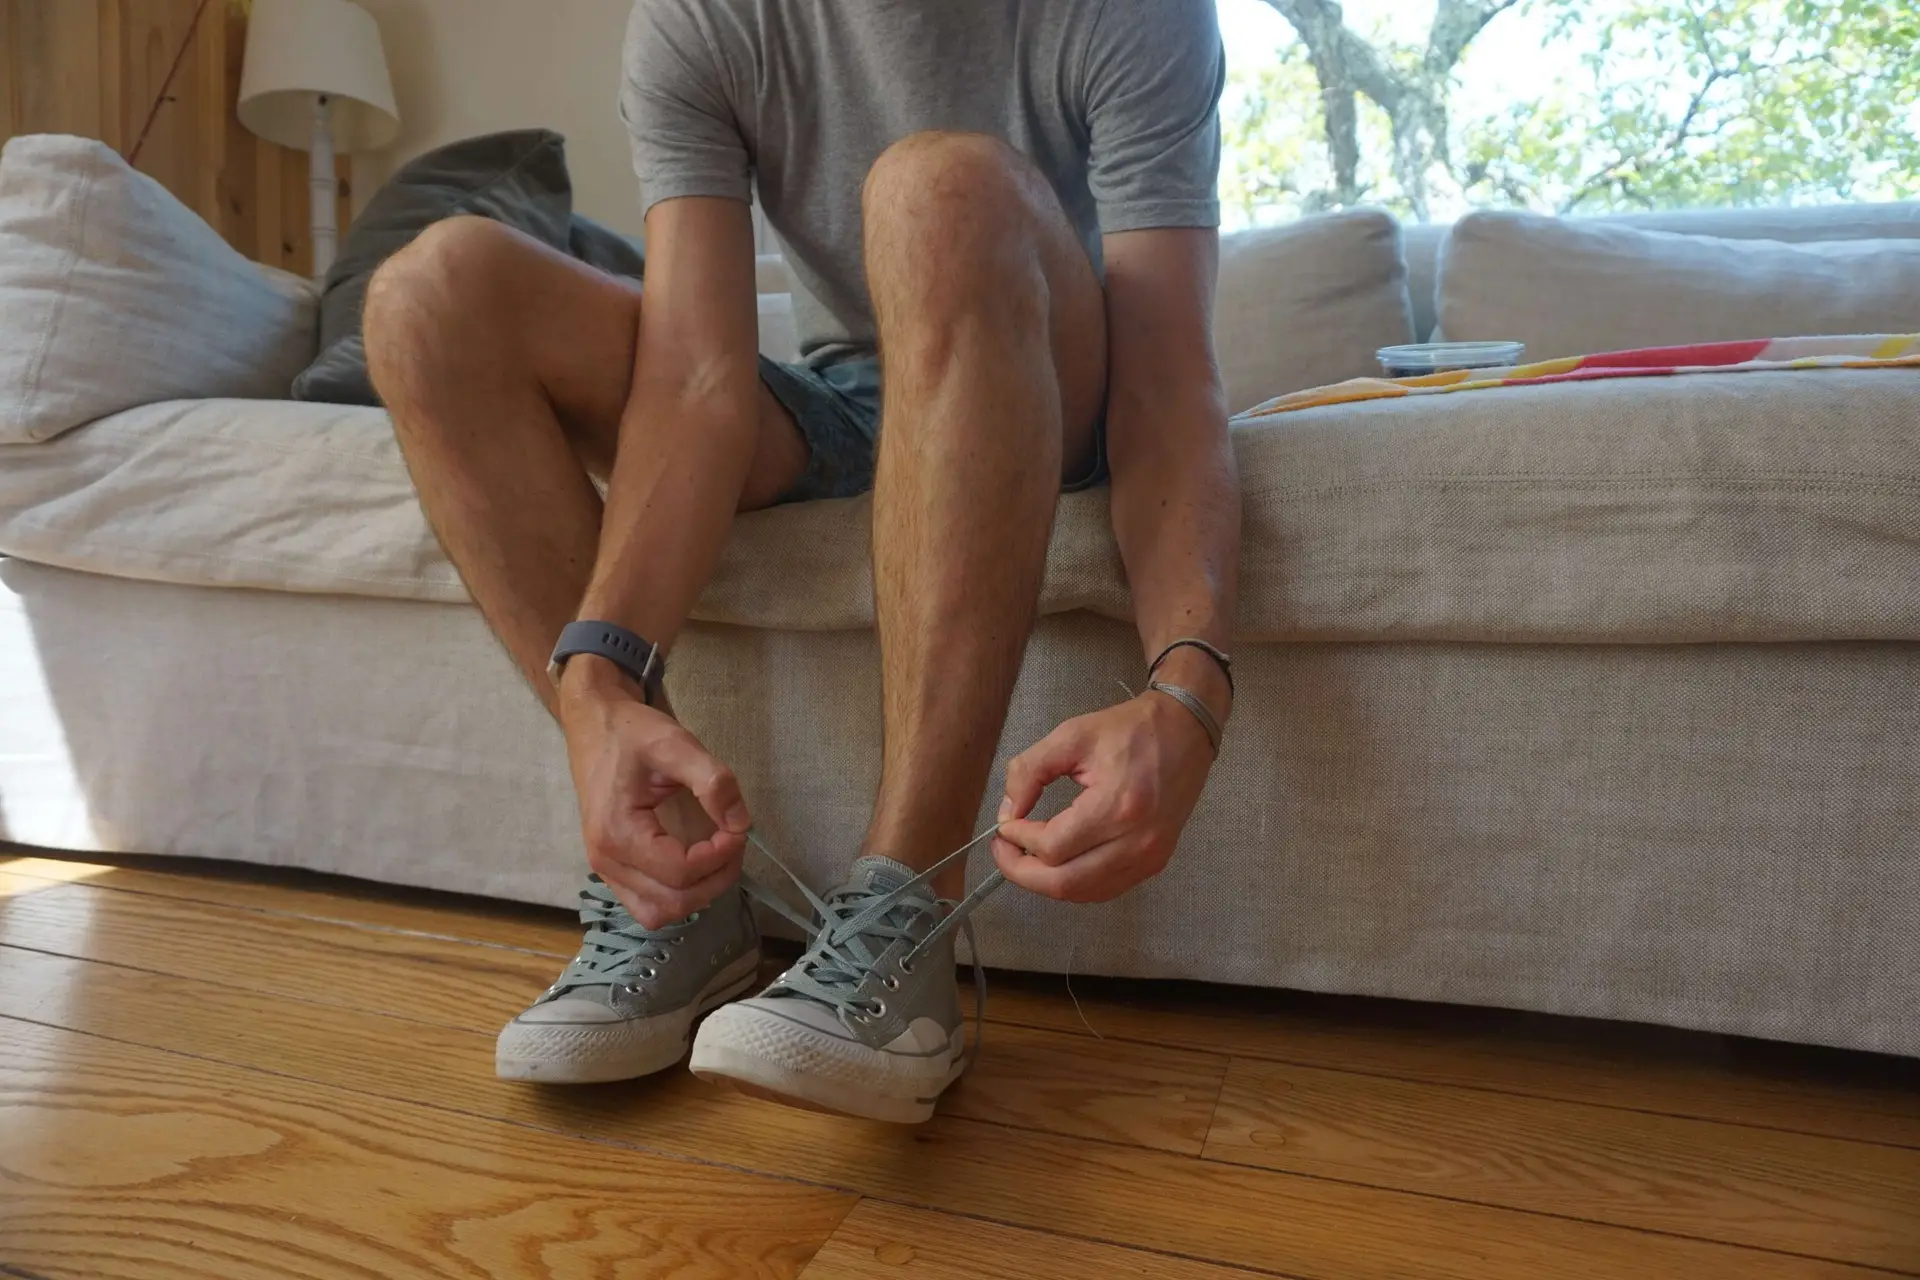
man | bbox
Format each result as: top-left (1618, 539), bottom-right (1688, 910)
top-left (362, 0), bottom-right (1239, 1125)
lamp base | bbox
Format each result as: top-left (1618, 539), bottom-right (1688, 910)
top-left (310, 95), bottom-right (338, 281)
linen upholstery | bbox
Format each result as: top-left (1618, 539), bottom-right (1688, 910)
top-left (0, 136), bottom-right (318, 444)
top-left (6, 560), bottom-right (1916, 1057)
top-left (6, 172), bottom-right (1920, 1060)
top-left (1213, 208), bottom-right (1413, 411)
top-left (1437, 211), bottom-right (1920, 359)
top-left (6, 371), bottom-right (1918, 646)
top-left (1402, 199), bottom-right (1920, 343)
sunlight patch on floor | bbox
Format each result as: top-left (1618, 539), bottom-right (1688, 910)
top-left (0, 857), bottom-right (116, 896)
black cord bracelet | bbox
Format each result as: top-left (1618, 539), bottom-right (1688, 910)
top-left (1147, 637), bottom-right (1235, 696)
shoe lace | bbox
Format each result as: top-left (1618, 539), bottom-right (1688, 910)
top-left (744, 825), bottom-right (1008, 1052)
top-left (546, 876), bottom-right (697, 997)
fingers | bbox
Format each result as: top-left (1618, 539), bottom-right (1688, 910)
top-left (1000, 721), bottom-right (1091, 823)
top-left (993, 832), bottom-right (1167, 903)
top-left (995, 798), bottom-right (1112, 868)
top-left (645, 722), bottom-right (751, 835)
top-left (600, 853), bottom-right (740, 929)
top-left (590, 811), bottom-right (743, 928)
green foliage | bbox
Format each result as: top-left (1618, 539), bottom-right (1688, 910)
top-left (1228, 0), bottom-right (1920, 223)
top-left (1220, 49), bottom-right (1330, 221)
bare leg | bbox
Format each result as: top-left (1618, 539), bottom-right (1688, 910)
top-left (365, 218), bottom-right (808, 855)
top-left (859, 134), bottom-right (1109, 895)
top-left (362, 216), bottom-right (807, 713)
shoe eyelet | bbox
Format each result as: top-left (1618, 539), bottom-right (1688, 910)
top-left (655, 951), bottom-right (672, 964)
top-left (867, 997), bottom-right (888, 1018)
top-left (636, 967), bottom-right (657, 981)
top-left (897, 960), bottom-right (915, 976)
top-left (882, 975), bottom-right (900, 991)
top-left (670, 936), bottom-right (685, 945)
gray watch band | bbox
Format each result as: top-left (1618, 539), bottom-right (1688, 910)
top-left (547, 621), bottom-right (666, 705)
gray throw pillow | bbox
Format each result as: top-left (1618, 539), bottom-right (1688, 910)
top-left (292, 129), bottom-right (643, 405)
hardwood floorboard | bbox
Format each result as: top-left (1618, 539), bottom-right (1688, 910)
top-left (12, 852), bottom-right (1913, 1151)
top-left (0, 949), bottom-right (1887, 1280)
top-left (0, 876), bottom-right (1222, 1153)
top-left (969, 972), bottom-right (1920, 1149)
top-left (0, 1016), bottom-right (854, 1280)
top-left (0, 871), bottom-right (560, 1026)
top-left (0, 853), bottom-right (579, 954)
top-left (799, 1201), bottom-right (1274, 1279)
top-left (1206, 1057), bottom-right (1920, 1270)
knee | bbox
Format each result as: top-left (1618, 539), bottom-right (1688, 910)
top-left (861, 133), bottom-right (1047, 303)
top-left (362, 215), bottom-right (518, 362)
top-left (864, 133), bottom-right (1043, 248)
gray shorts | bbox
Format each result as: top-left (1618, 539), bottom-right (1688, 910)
top-left (757, 356), bottom-right (1107, 505)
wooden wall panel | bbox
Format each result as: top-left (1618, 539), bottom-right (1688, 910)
top-left (1, 0), bottom-right (344, 273)
top-left (0, 2), bottom-right (14, 141)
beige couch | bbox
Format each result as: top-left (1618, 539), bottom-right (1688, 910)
top-left (4, 135), bottom-right (1918, 1056)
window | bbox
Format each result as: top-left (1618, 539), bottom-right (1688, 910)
top-left (1217, 0), bottom-right (1920, 228)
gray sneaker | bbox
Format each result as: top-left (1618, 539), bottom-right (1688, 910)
top-left (690, 854), bottom-right (993, 1123)
top-left (495, 876), bottom-right (761, 1083)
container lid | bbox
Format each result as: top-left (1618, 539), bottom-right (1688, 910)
top-left (1376, 341), bottom-right (1525, 370)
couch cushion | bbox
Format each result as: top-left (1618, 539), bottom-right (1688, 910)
top-left (0, 136), bottom-right (319, 443)
top-left (0, 398), bottom-right (463, 600)
top-left (4, 372), bottom-right (1917, 645)
top-left (1214, 209), bottom-right (1413, 412)
top-left (1405, 201), bottom-right (1920, 344)
top-left (1438, 211), bottom-right (1920, 359)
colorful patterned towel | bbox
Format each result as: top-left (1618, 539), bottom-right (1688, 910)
top-left (1241, 335), bottom-right (1920, 418)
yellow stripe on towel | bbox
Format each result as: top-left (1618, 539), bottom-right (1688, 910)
top-left (1871, 335), bottom-right (1918, 359)
top-left (1505, 356), bottom-right (1584, 378)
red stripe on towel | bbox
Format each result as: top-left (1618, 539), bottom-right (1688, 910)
top-left (1578, 339), bottom-right (1773, 368)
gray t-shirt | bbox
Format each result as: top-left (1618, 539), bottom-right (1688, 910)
top-left (620, 0), bottom-right (1224, 366)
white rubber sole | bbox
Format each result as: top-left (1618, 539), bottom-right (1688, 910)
top-left (689, 1012), bottom-right (966, 1124)
top-left (495, 950), bottom-right (761, 1084)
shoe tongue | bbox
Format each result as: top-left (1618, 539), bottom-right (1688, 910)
top-left (846, 855), bottom-right (920, 900)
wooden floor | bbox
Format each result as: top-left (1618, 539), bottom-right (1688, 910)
top-left (1, 851), bottom-right (1916, 1280)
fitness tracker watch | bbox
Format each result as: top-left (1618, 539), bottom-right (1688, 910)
top-left (547, 620), bottom-right (666, 707)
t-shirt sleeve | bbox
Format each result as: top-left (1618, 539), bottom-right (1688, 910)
top-left (1081, 0), bottom-right (1226, 234)
top-left (620, 0), bottom-right (751, 215)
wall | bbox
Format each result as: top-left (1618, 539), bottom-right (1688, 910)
top-left (349, 0), bottom-right (641, 235)
top-left (1, 0), bottom-right (346, 273)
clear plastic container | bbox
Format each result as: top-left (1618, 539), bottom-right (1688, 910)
top-left (1376, 341), bottom-right (1525, 378)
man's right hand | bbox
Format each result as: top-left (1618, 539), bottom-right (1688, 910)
top-left (557, 655), bottom-right (751, 928)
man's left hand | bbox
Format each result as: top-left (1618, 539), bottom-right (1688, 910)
top-left (991, 690), bottom-right (1217, 902)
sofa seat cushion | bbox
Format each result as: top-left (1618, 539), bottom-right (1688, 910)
top-left (2, 372), bottom-right (1917, 643)
top-left (0, 399), bottom-right (465, 601)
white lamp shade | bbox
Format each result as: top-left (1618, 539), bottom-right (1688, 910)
top-left (238, 0), bottom-right (400, 152)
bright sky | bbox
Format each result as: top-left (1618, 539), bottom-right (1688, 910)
top-left (1213, 0), bottom-right (1920, 217)
top-left (1213, 0), bottom-right (1587, 115)
top-left (1213, 0), bottom-right (1611, 221)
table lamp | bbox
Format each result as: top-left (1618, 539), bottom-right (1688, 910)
top-left (238, 0), bottom-right (400, 278)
